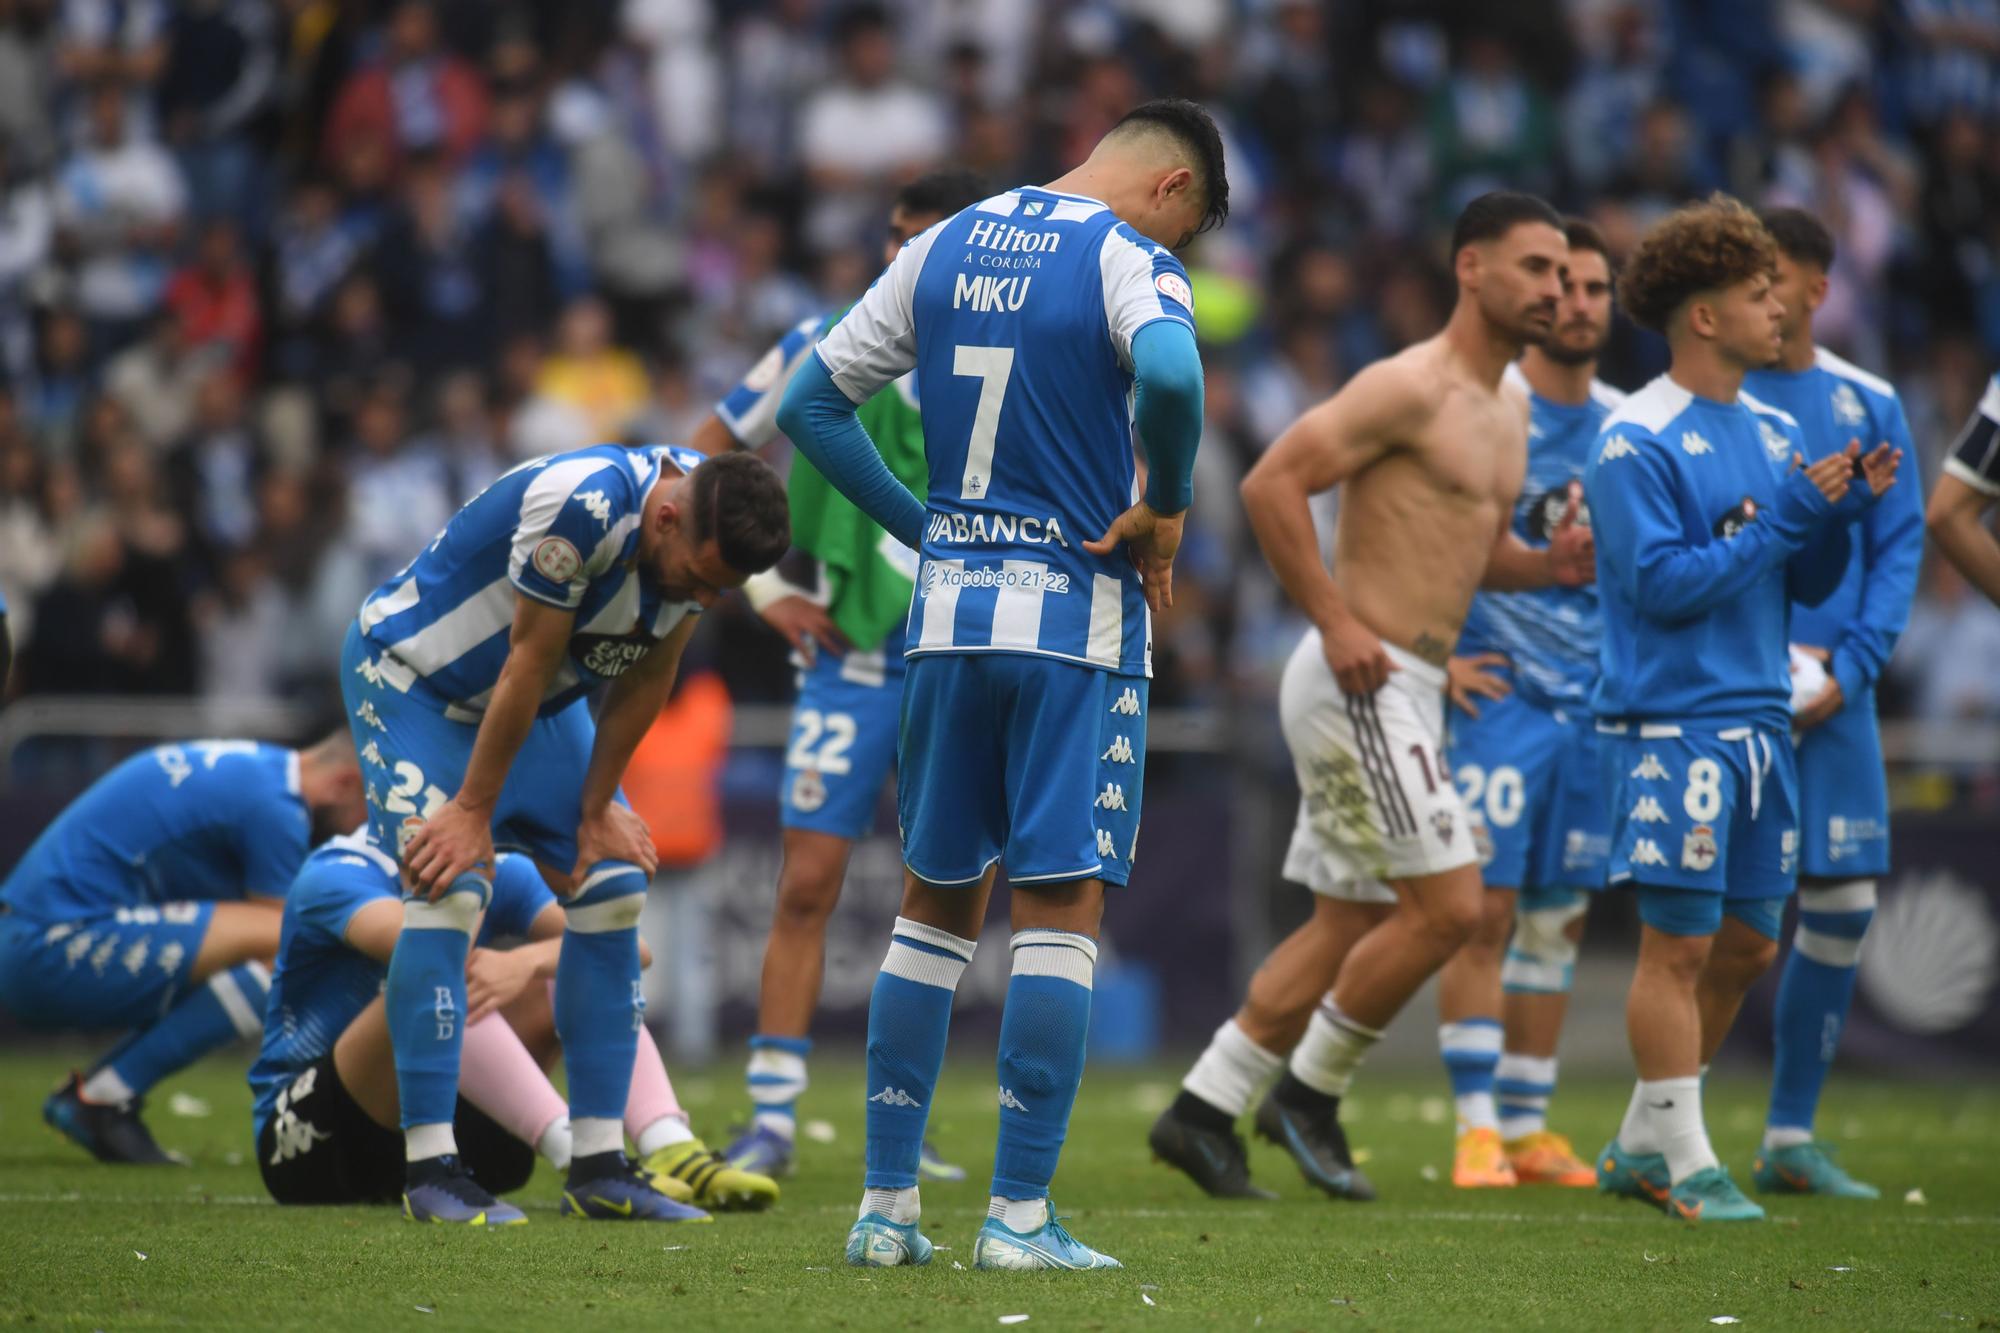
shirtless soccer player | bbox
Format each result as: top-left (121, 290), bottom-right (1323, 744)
top-left (1151, 192), bottom-right (1582, 1200)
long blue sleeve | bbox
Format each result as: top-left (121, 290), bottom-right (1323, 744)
top-left (777, 351), bottom-right (926, 550)
top-left (1829, 404), bottom-right (1924, 700)
top-left (1130, 319), bottom-right (1204, 514)
top-left (1786, 520), bottom-right (1853, 608)
top-left (1590, 444), bottom-right (1836, 624)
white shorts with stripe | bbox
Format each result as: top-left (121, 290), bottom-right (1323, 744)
top-left (1280, 631), bottom-right (1478, 899)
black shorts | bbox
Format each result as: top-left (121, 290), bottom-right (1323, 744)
top-left (256, 1054), bottom-right (536, 1206)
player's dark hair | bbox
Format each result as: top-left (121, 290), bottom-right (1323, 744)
top-left (1110, 98), bottom-right (1230, 235)
top-left (689, 451), bottom-right (789, 575)
top-left (1618, 193), bottom-right (1776, 334)
top-left (833, 2), bottom-right (890, 43)
top-left (1451, 191), bottom-right (1564, 256)
top-left (1757, 206), bottom-right (1836, 272)
top-left (1564, 217), bottom-right (1611, 266)
top-left (895, 168), bottom-right (991, 222)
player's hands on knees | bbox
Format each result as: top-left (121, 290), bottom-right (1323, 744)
top-left (464, 946), bottom-right (538, 1024)
top-left (1085, 502), bottom-right (1185, 612)
top-left (570, 802), bottom-right (658, 891)
top-left (760, 594), bottom-right (849, 665)
top-left (1447, 652), bottom-right (1511, 718)
top-left (1322, 616), bottom-right (1397, 696)
top-left (1546, 482), bottom-right (1595, 587)
top-left (402, 798), bottom-right (496, 902)
top-left (1796, 448), bottom-right (1853, 506)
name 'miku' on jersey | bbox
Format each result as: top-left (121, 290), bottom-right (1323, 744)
top-left (953, 220), bottom-right (1056, 310)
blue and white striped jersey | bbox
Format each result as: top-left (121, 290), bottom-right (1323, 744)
top-left (717, 313), bottom-right (824, 448)
top-left (1457, 365), bottom-right (1624, 709)
top-left (355, 444), bottom-right (704, 720)
top-left (813, 187), bottom-right (1198, 677)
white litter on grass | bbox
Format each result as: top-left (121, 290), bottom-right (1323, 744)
top-left (803, 1120), bottom-right (837, 1144)
top-left (803, 1266), bottom-right (830, 1273)
top-left (662, 1245), bottom-right (688, 1252)
top-left (1905, 1188), bottom-right (1927, 1205)
top-left (413, 1306), bottom-right (434, 1316)
top-left (1829, 1266), bottom-right (1853, 1273)
top-left (1419, 1164), bottom-right (1439, 1182)
top-left (1643, 1253), bottom-right (1659, 1263)
top-left (134, 1251), bottom-right (147, 1260)
top-left (998, 1317), bottom-right (1030, 1326)
top-left (1142, 1294), bottom-right (1156, 1307)
top-left (1416, 1096), bottom-right (1448, 1125)
top-left (952, 1261), bottom-right (966, 1271)
top-left (167, 1093), bottom-right (211, 1118)
top-left (1711, 1318), bottom-right (1740, 1325)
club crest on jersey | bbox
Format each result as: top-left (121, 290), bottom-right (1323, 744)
top-left (1155, 271), bottom-right (1194, 311)
top-left (1831, 383), bottom-right (1865, 426)
top-left (1599, 433), bottom-right (1637, 462)
top-left (1524, 481), bottom-right (1590, 539)
top-left (1681, 430), bottom-right (1713, 456)
top-left (1713, 496), bottom-right (1758, 539)
top-left (789, 769), bottom-right (827, 814)
top-left (1431, 810), bottom-right (1455, 846)
top-left (1759, 418), bottom-right (1792, 461)
top-left (1681, 824), bottom-right (1719, 871)
top-left (532, 534), bottom-right (582, 584)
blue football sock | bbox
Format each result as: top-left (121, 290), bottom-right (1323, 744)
top-left (556, 863), bottom-right (649, 1123)
top-left (1769, 881), bottom-right (1875, 1137)
top-left (1438, 1018), bottom-right (1502, 1133)
top-left (992, 929), bottom-right (1098, 1201)
top-left (387, 876), bottom-right (487, 1136)
top-left (864, 916), bottom-right (976, 1190)
top-left (100, 961), bottom-right (269, 1099)
top-left (747, 1034), bottom-right (812, 1136)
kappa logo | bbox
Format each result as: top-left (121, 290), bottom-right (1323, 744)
top-left (1631, 754), bottom-right (1671, 781)
top-left (121, 939), bottom-right (150, 976)
top-left (1681, 430), bottom-right (1713, 456)
top-left (354, 700), bottom-right (386, 733)
top-left (157, 942), bottom-right (184, 975)
top-left (353, 655), bottom-right (386, 687)
top-left (1110, 688), bottom-right (1142, 716)
top-left (1831, 383), bottom-right (1866, 426)
top-left (268, 1067), bottom-right (333, 1165)
top-left (1094, 783), bottom-right (1128, 812)
top-left (1096, 828), bottom-right (1120, 859)
top-left (63, 930), bottom-right (92, 967)
top-left (1599, 433), bottom-right (1638, 462)
top-left (998, 1087), bottom-right (1031, 1112)
top-left (1629, 795), bottom-right (1669, 823)
top-left (868, 1086), bottom-right (923, 1109)
top-left (531, 534), bottom-right (582, 584)
top-left (1631, 838), bottom-right (1669, 867)
top-left (1101, 735), bottom-right (1135, 765)
top-left (360, 740), bottom-right (384, 767)
top-left (575, 489), bottom-right (613, 526)
top-left (1682, 824), bottom-right (1719, 871)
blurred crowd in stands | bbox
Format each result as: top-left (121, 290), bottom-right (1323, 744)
top-left (0, 0), bottom-right (1998, 770)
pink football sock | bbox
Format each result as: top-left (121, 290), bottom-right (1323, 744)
top-left (627, 1023), bottom-right (693, 1154)
top-left (459, 1012), bottom-right (569, 1152)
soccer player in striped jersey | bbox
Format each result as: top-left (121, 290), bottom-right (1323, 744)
top-left (779, 100), bottom-right (1222, 1270)
top-left (1436, 218), bottom-right (1624, 1190)
top-left (1741, 207), bottom-right (1922, 1198)
top-left (0, 736), bottom-right (363, 1164)
top-left (1151, 193), bottom-right (1574, 1206)
top-left (686, 170), bottom-right (992, 1185)
top-left (1927, 369), bottom-right (2000, 605)
top-left (342, 444), bottom-right (788, 1222)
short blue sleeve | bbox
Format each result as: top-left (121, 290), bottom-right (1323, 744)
top-left (293, 852), bottom-right (398, 946)
top-left (506, 458), bottom-right (640, 609)
top-left (479, 854), bottom-right (557, 943)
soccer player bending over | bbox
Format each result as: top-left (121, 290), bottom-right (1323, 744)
top-left (1741, 207), bottom-right (1922, 1199)
top-left (344, 444), bottom-right (788, 1223)
top-left (779, 100), bottom-right (1222, 1270)
top-left (252, 833), bottom-right (772, 1214)
top-left (0, 734), bottom-right (363, 1163)
top-left (1584, 195), bottom-right (1898, 1224)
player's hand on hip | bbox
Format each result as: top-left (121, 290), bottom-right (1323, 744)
top-left (402, 798), bottom-right (495, 902)
top-left (1447, 652), bottom-right (1511, 719)
top-left (464, 946), bottom-right (537, 1024)
top-left (1322, 616), bottom-right (1397, 696)
top-left (1797, 448), bottom-right (1853, 506)
top-left (571, 802), bottom-right (658, 887)
top-left (760, 594), bottom-right (849, 665)
top-left (1084, 502), bottom-right (1185, 612)
top-left (1793, 674), bottom-right (1845, 732)
top-left (1858, 441), bottom-right (1902, 498)
top-left (1546, 481), bottom-right (1595, 587)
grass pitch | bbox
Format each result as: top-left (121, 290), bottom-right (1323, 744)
top-left (0, 1047), bottom-right (1995, 1331)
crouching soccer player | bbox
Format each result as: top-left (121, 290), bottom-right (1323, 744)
top-left (252, 833), bottom-right (775, 1216)
top-left (1583, 196), bottom-right (1899, 1223)
top-left (0, 734), bottom-right (363, 1163)
top-left (343, 444), bottom-right (787, 1222)
top-left (1742, 207), bottom-right (1922, 1199)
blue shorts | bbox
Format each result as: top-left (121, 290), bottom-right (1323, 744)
top-left (1600, 723), bottom-right (1799, 904)
top-left (341, 622), bottom-right (602, 875)
top-left (1447, 687), bottom-right (1609, 895)
top-left (1795, 697), bottom-right (1890, 878)
top-left (897, 654), bottom-right (1146, 888)
top-left (0, 901), bottom-right (213, 1029)
top-left (779, 631), bottom-right (906, 841)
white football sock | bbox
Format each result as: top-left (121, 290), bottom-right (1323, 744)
top-left (571, 1115), bottom-right (624, 1159)
top-left (405, 1121), bottom-right (457, 1163)
top-left (81, 1068), bottom-right (136, 1105)
top-left (1289, 1002), bottom-right (1382, 1097)
top-left (537, 1116), bottom-right (572, 1169)
top-left (636, 1113), bottom-right (695, 1156)
top-left (1182, 1019), bottom-right (1282, 1117)
top-left (1762, 1125), bottom-right (1813, 1150)
top-left (860, 1185), bottom-right (919, 1224)
top-left (989, 1195), bottom-right (1049, 1232)
top-left (1455, 1091), bottom-right (1499, 1134)
top-left (1617, 1080), bottom-right (1660, 1154)
top-left (1640, 1076), bottom-right (1717, 1183)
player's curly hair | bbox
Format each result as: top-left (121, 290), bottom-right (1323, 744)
top-left (1616, 193), bottom-right (1776, 334)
